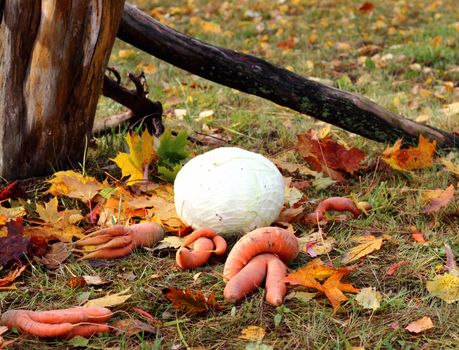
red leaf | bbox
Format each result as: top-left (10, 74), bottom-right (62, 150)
top-left (0, 181), bottom-right (26, 201)
top-left (296, 130), bottom-right (366, 181)
top-left (386, 261), bottom-right (410, 276)
top-left (358, 2), bottom-right (375, 13)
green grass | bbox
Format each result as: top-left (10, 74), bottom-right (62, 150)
top-left (2, 0), bottom-right (459, 349)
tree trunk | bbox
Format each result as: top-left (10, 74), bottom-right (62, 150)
top-left (118, 3), bottom-right (457, 149)
top-left (0, 0), bottom-right (125, 179)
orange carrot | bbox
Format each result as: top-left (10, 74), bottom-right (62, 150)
top-left (128, 222), bottom-right (165, 247)
top-left (305, 197), bottom-right (370, 224)
top-left (223, 227), bottom-right (299, 281)
top-left (0, 307), bottom-right (112, 338)
top-left (182, 227), bottom-right (227, 255)
top-left (76, 222), bottom-right (164, 260)
top-left (27, 307), bottom-right (112, 324)
top-left (176, 237), bottom-right (214, 269)
top-left (63, 323), bottom-right (110, 339)
top-left (224, 253), bottom-right (287, 306)
top-left (80, 242), bottom-right (135, 260)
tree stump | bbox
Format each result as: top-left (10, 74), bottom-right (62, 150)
top-left (0, 0), bottom-right (125, 179)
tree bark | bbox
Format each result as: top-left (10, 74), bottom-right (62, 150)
top-left (0, 0), bottom-right (125, 179)
top-left (118, 3), bottom-right (457, 149)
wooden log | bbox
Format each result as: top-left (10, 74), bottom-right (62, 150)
top-left (0, 0), bottom-right (125, 179)
top-left (117, 3), bottom-right (457, 149)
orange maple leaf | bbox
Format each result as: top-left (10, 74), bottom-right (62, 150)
top-left (382, 135), bottom-right (436, 171)
top-left (284, 259), bottom-right (359, 310)
top-left (296, 130), bottom-right (366, 181)
top-left (322, 268), bottom-right (360, 310)
top-left (162, 288), bottom-right (224, 314)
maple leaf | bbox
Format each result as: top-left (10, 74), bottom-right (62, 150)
top-left (341, 235), bottom-right (384, 264)
top-left (422, 185), bottom-right (455, 214)
top-left (162, 288), bottom-right (224, 314)
top-left (47, 170), bottom-right (103, 203)
top-left (322, 268), bottom-right (360, 310)
top-left (156, 129), bottom-right (189, 181)
top-left (296, 129), bottom-right (367, 181)
top-left (112, 129), bottom-right (157, 185)
top-left (381, 135), bottom-right (436, 171)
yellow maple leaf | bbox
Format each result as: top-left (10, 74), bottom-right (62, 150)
top-left (426, 273), bottom-right (459, 304)
top-left (112, 130), bottom-right (157, 185)
top-left (341, 235), bottom-right (383, 264)
top-left (47, 170), bottom-right (103, 202)
top-left (382, 135), bottom-right (436, 171)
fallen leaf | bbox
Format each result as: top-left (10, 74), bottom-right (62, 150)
top-left (355, 287), bottom-right (382, 310)
top-left (162, 288), bottom-right (224, 314)
top-left (0, 181), bottom-right (25, 201)
top-left (239, 325), bottom-right (265, 341)
top-left (405, 316), bottom-right (434, 333)
top-left (284, 291), bottom-right (318, 303)
top-left (411, 232), bottom-right (428, 243)
top-left (112, 129), bottom-right (157, 185)
top-left (444, 243), bottom-right (458, 273)
top-left (35, 197), bottom-right (84, 226)
top-left (426, 273), bottom-right (459, 303)
top-left (322, 268), bottom-right (360, 310)
top-left (34, 242), bottom-right (71, 269)
top-left (84, 288), bottom-right (132, 308)
top-left (0, 220), bottom-right (31, 265)
top-left (151, 236), bottom-right (185, 251)
top-left (358, 2), bottom-right (375, 14)
top-left (341, 235), bottom-right (383, 264)
top-left (296, 130), bottom-right (367, 181)
top-left (381, 135), bottom-right (436, 171)
top-left (422, 185), bottom-right (455, 214)
top-left (441, 158), bottom-right (459, 177)
top-left (67, 277), bottom-right (87, 288)
top-left (112, 319), bottom-right (157, 336)
top-left (0, 264), bottom-right (27, 287)
top-left (386, 261), bottom-right (410, 276)
top-left (47, 170), bottom-right (103, 203)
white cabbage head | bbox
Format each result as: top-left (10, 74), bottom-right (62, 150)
top-left (174, 147), bottom-right (284, 237)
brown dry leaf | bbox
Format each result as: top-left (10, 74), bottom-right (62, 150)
top-left (47, 170), bottom-right (103, 203)
top-left (0, 264), bottom-right (27, 287)
top-left (239, 325), bottom-right (266, 341)
top-left (34, 242), bottom-right (71, 269)
top-left (296, 129), bottom-right (367, 181)
top-left (0, 325), bottom-right (18, 349)
top-left (405, 316), bottom-right (434, 333)
top-left (381, 135), bottom-right (436, 171)
top-left (162, 288), bottom-right (224, 314)
top-left (112, 319), bottom-right (157, 336)
top-left (341, 235), bottom-right (384, 264)
top-left (84, 288), bottom-right (132, 308)
top-left (67, 276), bottom-right (87, 288)
top-left (422, 185), bottom-right (455, 214)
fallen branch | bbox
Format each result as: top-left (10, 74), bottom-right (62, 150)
top-left (101, 68), bottom-right (164, 136)
top-left (117, 3), bottom-right (457, 149)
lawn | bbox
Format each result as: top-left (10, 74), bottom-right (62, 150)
top-left (1, 0), bottom-right (459, 349)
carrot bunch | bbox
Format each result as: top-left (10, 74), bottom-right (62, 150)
top-left (0, 307), bottom-right (112, 339)
top-left (75, 222), bottom-right (164, 260)
top-left (176, 228), bottom-right (227, 269)
top-left (223, 227), bottom-right (299, 306)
